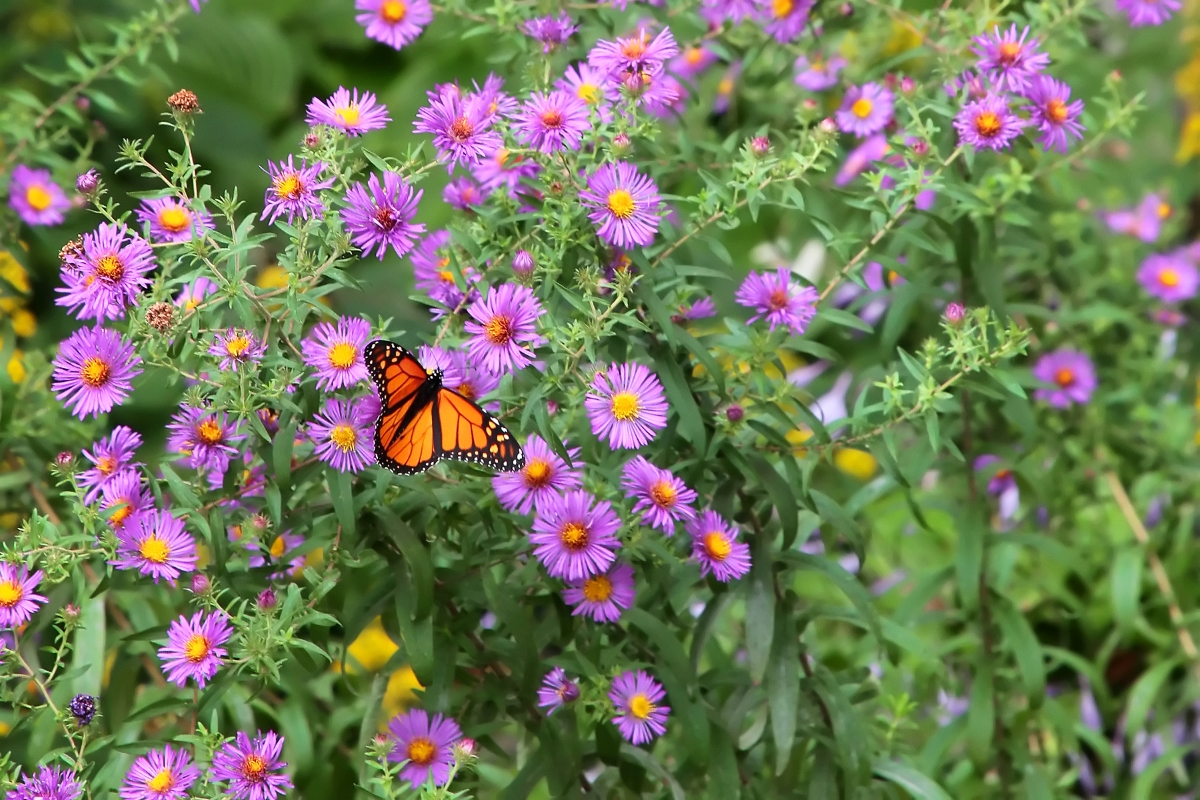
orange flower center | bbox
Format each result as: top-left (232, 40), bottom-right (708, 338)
top-left (407, 737), bottom-right (436, 765)
top-left (851, 98), bottom-right (873, 119)
top-left (1158, 202), bottom-right (1172, 219)
top-left (158, 206), bottom-right (191, 233)
top-left (328, 342), bottom-right (358, 370)
top-left (330, 424), bottom-right (357, 453)
top-left (241, 754), bottom-right (268, 782)
top-left (484, 314), bottom-right (514, 345)
top-left (772, 0), bottom-right (793, 17)
top-left (541, 110), bottom-right (564, 129)
top-left (582, 575), bottom-right (613, 603)
top-left (559, 522), bottom-right (589, 551)
top-left (606, 189), bottom-right (635, 219)
top-left (196, 419), bottom-right (224, 445)
top-left (270, 535), bottom-right (287, 559)
top-left (620, 36), bottom-right (647, 59)
top-left (767, 287), bottom-right (790, 311)
top-left (523, 458), bottom-right (552, 488)
top-left (629, 693), bottom-right (654, 719)
top-left (1160, 268), bottom-right (1180, 287)
top-left (1054, 368), bottom-right (1075, 388)
top-left (184, 634), bottom-right (210, 663)
top-left (97, 456), bottom-right (117, 475)
top-left (96, 254), bottom-right (124, 282)
top-left (449, 117), bottom-right (474, 142)
top-left (576, 83), bottom-right (600, 105)
top-left (273, 173), bottom-right (303, 200)
top-left (974, 111), bottom-right (1001, 137)
top-left (147, 769), bottom-right (175, 793)
top-left (25, 185), bottom-right (52, 211)
top-left (80, 357), bottom-right (111, 388)
top-left (381, 0), bottom-right (406, 22)
top-left (704, 531), bottom-right (732, 561)
top-left (649, 480), bottom-right (677, 509)
top-left (225, 336), bottom-right (251, 359)
top-left (1044, 98), bottom-right (1068, 124)
top-left (998, 41), bottom-right (1021, 65)
top-left (108, 502), bottom-right (134, 530)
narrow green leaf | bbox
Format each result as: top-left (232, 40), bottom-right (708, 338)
top-left (1125, 657), bottom-right (1180, 737)
top-left (993, 595), bottom-right (1046, 707)
top-left (329, 471), bottom-right (355, 541)
top-left (747, 453), bottom-right (798, 549)
top-left (652, 347), bottom-right (706, 451)
top-left (966, 660), bottom-right (993, 764)
top-left (955, 513), bottom-right (984, 612)
top-left (626, 608), bottom-right (692, 682)
top-left (1111, 546), bottom-right (1143, 632)
top-left (1130, 744), bottom-right (1191, 800)
top-left (767, 609), bottom-right (799, 774)
top-left (746, 551), bottom-right (776, 683)
top-left (873, 760), bottom-right (954, 800)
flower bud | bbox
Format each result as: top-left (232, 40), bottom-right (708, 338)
top-left (59, 236), bottom-right (85, 268)
top-left (611, 132), bottom-right (631, 155)
top-left (750, 136), bottom-right (771, 157)
top-left (74, 96), bottom-right (91, 113)
top-left (725, 404), bottom-right (745, 422)
top-left (839, 2), bottom-right (853, 14)
top-left (62, 603), bottom-right (81, 622)
top-left (900, 76), bottom-right (916, 94)
top-left (802, 98), bottom-right (818, 112)
top-left (512, 250), bottom-right (535, 277)
top-left (944, 302), bottom-right (966, 326)
top-left (817, 117), bottom-right (838, 136)
top-left (75, 169), bottom-right (100, 197)
top-left (303, 130), bottom-right (321, 149)
top-left (911, 139), bottom-right (929, 157)
top-left (55, 451), bottom-right (74, 469)
top-left (146, 302), bottom-right (175, 333)
top-left (453, 738), bottom-right (477, 761)
top-left (257, 588), bottom-right (277, 610)
top-left (68, 694), bottom-right (96, 726)
top-left (190, 573), bottom-right (211, 594)
top-left (167, 89), bottom-right (201, 115)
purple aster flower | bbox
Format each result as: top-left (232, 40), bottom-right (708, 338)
top-left (443, 176), bottom-right (488, 210)
top-left (302, 316), bottom-right (371, 391)
top-left (585, 362), bottom-right (669, 450)
top-left (609, 670), bottom-right (669, 745)
top-left (9, 165), bottom-right (70, 226)
top-left (188, 0), bottom-right (207, 11)
top-left (413, 93), bottom-right (502, 172)
top-left (673, 296), bottom-right (717, 322)
top-left (0, 564), bottom-right (46, 628)
top-left (836, 83), bottom-right (893, 137)
top-left (472, 146), bottom-right (542, 195)
top-left (306, 87), bottom-right (390, 137)
top-left (341, 171), bottom-right (425, 260)
top-left (209, 328), bottom-right (266, 373)
top-left (687, 510), bottom-right (752, 582)
top-left (111, 509), bottom-right (197, 585)
top-left (166, 405), bottom-right (245, 474)
top-left (1116, 0), bottom-right (1181, 26)
top-left (1103, 194), bottom-right (1171, 242)
top-left (262, 156), bottom-right (331, 225)
top-left (211, 731), bottom-right (291, 800)
top-left (713, 61), bottom-right (741, 114)
top-left (537, 667), bottom-right (580, 715)
top-left (119, 744), bottom-right (201, 800)
top-left (56, 222), bottom-right (156, 322)
top-left (530, 489), bottom-right (622, 580)
top-left (99, 470), bottom-right (152, 533)
top-left (557, 64), bottom-right (619, 122)
top-left (308, 398), bottom-right (375, 473)
top-left (563, 562), bottom-right (636, 622)
top-left (387, 709), bottom-right (462, 788)
top-left (974, 455), bottom-right (1020, 521)
top-left (670, 45), bottom-right (718, 79)
top-left (78, 425), bottom-right (142, 504)
top-left (1032, 349), bottom-right (1096, 408)
top-left (175, 277), bottom-right (217, 312)
top-left (417, 344), bottom-right (500, 401)
top-left (758, 0), bottom-right (815, 43)
top-left (135, 197), bottom-right (213, 244)
top-left (835, 134), bottom-right (890, 186)
top-left (492, 434), bottom-right (583, 514)
top-left (735, 267), bottom-right (819, 336)
top-left (522, 12), bottom-right (578, 52)
top-left (588, 27), bottom-right (678, 77)
top-left (638, 72), bottom-right (688, 116)
top-left (953, 94), bottom-right (1027, 151)
top-left (355, 0), bottom-right (432, 49)
top-left (1138, 253), bottom-right (1198, 302)
top-left (579, 162), bottom-right (661, 249)
top-left (1026, 75), bottom-right (1084, 153)
top-left (515, 91), bottom-right (590, 154)
top-left (971, 24), bottom-right (1050, 93)
top-left (410, 230), bottom-right (463, 306)
top-left (469, 73), bottom-right (518, 120)
top-left (463, 283), bottom-right (544, 375)
top-left (794, 54), bottom-right (847, 91)
top-left (7, 765), bottom-right (82, 800)
top-left (700, 0), bottom-right (758, 24)
top-left (158, 610), bottom-right (232, 688)
top-left (621, 456), bottom-right (697, 533)
top-left (51, 326), bottom-right (142, 419)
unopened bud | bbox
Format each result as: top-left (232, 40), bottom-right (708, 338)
top-left (750, 136), bottom-right (770, 157)
top-left (303, 131), bottom-right (321, 149)
top-left (74, 96), bottom-right (91, 113)
top-left (725, 404), bottom-right (744, 422)
top-left (190, 573), bottom-right (210, 594)
top-left (611, 132), bottom-right (631, 155)
top-left (167, 89), bottom-right (200, 114)
top-left (944, 302), bottom-right (966, 325)
top-left (76, 169), bottom-right (100, 197)
top-left (146, 302), bottom-right (175, 333)
top-left (512, 250), bottom-right (534, 277)
top-left (257, 588), bottom-right (277, 610)
top-left (62, 603), bottom-right (81, 622)
top-left (68, 694), bottom-right (96, 726)
top-left (900, 76), bottom-right (916, 94)
top-left (55, 451), bottom-right (74, 468)
top-left (453, 738), bottom-right (477, 761)
top-left (911, 139), bottom-right (929, 157)
top-left (818, 117), bottom-right (838, 136)
top-left (840, 1), bottom-right (853, 14)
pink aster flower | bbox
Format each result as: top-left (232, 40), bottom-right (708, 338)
top-left (166, 405), bottom-right (245, 474)
top-left (56, 222), bottom-right (156, 322)
top-left (953, 94), bottom-right (1027, 151)
top-left (530, 489), bottom-right (622, 580)
top-left (443, 176), bottom-right (487, 210)
top-left (342, 171), bottom-right (424, 260)
top-left (1032, 349), bottom-right (1096, 408)
top-left (580, 161), bottom-right (661, 249)
top-left (515, 90), bottom-right (590, 154)
top-left (836, 82), bottom-right (893, 138)
top-left (609, 670), bottom-right (669, 745)
top-left (9, 165), bottom-right (70, 226)
top-left (99, 470), bottom-right (152, 533)
top-left (639, 72), bottom-right (688, 116)
top-left (471, 146), bottom-right (541, 195)
top-left (585, 362), bottom-right (669, 450)
top-left (522, 12), bottom-right (578, 52)
top-left (306, 87), bottom-right (391, 137)
top-left (588, 27), bottom-right (678, 77)
top-left (971, 24), bottom-right (1050, 93)
top-left (308, 397), bottom-right (375, 473)
top-left (119, 744), bottom-right (200, 800)
top-left (51, 326), bottom-right (142, 419)
top-left (136, 197), bottom-right (213, 243)
top-left (0, 564), bottom-right (46, 628)
top-left (1103, 194), bottom-right (1171, 242)
top-left (356, 0), bottom-right (432, 49)
top-left (209, 328), bottom-right (266, 372)
top-left (211, 731), bottom-right (291, 800)
top-left (463, 283), bottom-right (544, 375)
top-left (1026, 75), bottom-right (1084, 153)
top-left (687, 510), bottom-right (751, 582)
top-left (302, 316), bottom-right (371, 390)
top-left (261, 156), bottom-right (332, 225)
top-left (621, 456), bottom-right (697, 533)
top-left (758, 0), bottom-right (815, 43)
top-left (557, 63), bottom-right (619, 122)
top-left (78, 425), bottom-right (142, 504)
top-left (158, 610), bottom-right (232, 688)
top-left (1138, 253), bottom-right (1198, 302)
top-left (469, 73), bottom-right (519, 120)
top-left (112, 508), bottom-right (197, 585)
top-left (1116, 0), bottom-right (1181, 26)
top-left (492, 434), bottom-right (582, 514)
top-left (794, 54), bottom-right (847, 91)
top-left (537, 667), bottom-right (580, 715)
top-left (735, 267), bottom-right (818, 336)
top-left (670, 45), bottom-right (718, 79)
top-left (7, 765), bottom-right (82, 800)
top-left (175, 277), bottom-right (217, 311)
top-left (835, 134), bottom-right (890, 186)
top-left (563, 562), bottom-right (636, 622)
top-left (388, 710), bottom-right (462, 787)
top-left (413, 92), bottom-right (502, 172)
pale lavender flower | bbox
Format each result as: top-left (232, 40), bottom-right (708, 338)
top-left (158, 610), bottom-right (232, 688)
top-left (758, 0), bottom-right (815, 43)
top-left (112, 508), bottom-right (198, 585)
top-left (971, 24), bottom-right (1050, 93)
top-left (835, 134), bottom-right (890, 186)
top-left (794, 54), bottom-right (846, 91)
top-left (836, 83), bottom-right (893, 137)
top-left (687, 510), bottom-right (751, 581)
top-left (308, 398), bottom-right (375, 473)
top-left (621, 456), bottom-right (697, 533)
top-left (953, 95), bottom-right (1027, 151)
top-left (515, 91), bottom-right (590, 153)
top-left (302, 316), bottom-right (371, 390)
top-left (1032, 349), bottom-right (1096, 408)
top-left (1137, 253), bottom-right (1198, 302)
top-left (56, 222), bottom-right (156, 322)
top-left (413, 93), bottom-right (502, 172)
top-left (472, 146), bottom-right (542, 195)
top-left (165, 405), bottom-right (245, 474)
top-left (463, 283), bottom-right (544, 375)
top-left (1103, 194), bottom-right (1171, 242)
top-left (974, 455), bottom-right (1020, 521)
top-left (7, 766), bottom-right (82, 800)
top-left (529, 489), bottom-right (622, 580)
top-left (537, 667), bottom-right (580, 715)
top-left (557, 63), bottom-right (619, 122)
top-left (579, 162), bottom-right (662, 248)
top-left (1026, 76), bottom-right (1084, 152)
top-left (584, 362), bottom-right (669, 450)
top-left (669, 45), bottom-right (718, 79)
top-left (136, 197), bottom-right (213, 243)
top-left (119, 744), bottom-right (200, 800)
top-left (387, 710), bottom-right (462, 788)
top-left (79, 425), bottom-right (142, 504)
top-left (443, 176), bottom-right (487, 210)
top-left (209, 328), bottom-right (266, 372)
top-left (1115, 0), bottom-right (1180, 27)
top-left (261, 156), bottom-right (332, 225)
top-left (588, 27), bottom-right (678, 77)
top-left (492, 434), bottom-right (582, 515)
top-left (0, 564), bottom-right (46, 628)
top-left (522, 13), bottom-right (578, 52)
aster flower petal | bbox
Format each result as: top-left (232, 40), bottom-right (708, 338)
top-left (584, 362), bottom-right (669, 450)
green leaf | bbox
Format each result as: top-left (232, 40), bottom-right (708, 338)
top-left (1130, 744), bottom-right (1191, 800)
top-left (746, 549), bottom-right (776, 683)
top-left (500, 746), bottom-right (548, 800)
top-left (786, 553), bottom-right (884, 648)
top-left (383, 512), bottom-right (434, 622)
top-left (966, 660), bottom-right (993, 764)
top-left (625, 608), bottom-right (692, 683)
top-left (159, 463), bottom-right (200, 510)
top-left (993, 595), bottom-right (1046, 707)
top-left (819, 307), bottom-right (875, 333)
top-left (482, 570), bottom-right (538, 693)
top-left (1125, 657), bottom-right (1181, 737)
top-left (70, 594), bottom-right (106, 699)
top-left (1111, 546), bottom-right (1143, 632)
top-left (329, 471), bottom-right (356, 541)
top-left (652, 347), bottom-right (706, 451)
top-left (620, 745), bottom-right (686, 800)
top-left (767, 607), bottom-right (799, 774)
top-left (955, 512), bottom-right (984, 612)
top-left (811, 490), bottom-right (864, 558)
top-left (872, 760), bottom-right (954, 800)
top-left (747, 453), bottom-right (798, 549)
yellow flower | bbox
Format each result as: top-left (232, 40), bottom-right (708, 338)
top-left (834, 447), bottom-right (878, 480)
top-left (0, 720), bottom-right (10, 736)
top-left (1176, 53), bottom-right (1200, 105)
top-left (382, 666), bottom-right (424, 721)
top-left (786, 427), bottom-right (813, 456)
top-left (11, 308), bottom-right (35, 338)
top-left (255, 265), bottom-right (289, 291)
top-left (883, 20), bottom-right (923, 57)
top-left (0, 251), bottom-right (31, 294)
top-left (6, 351), bottom-right (25, 383)
top-left (1178, 111), bottom-right (1200, 163)
top-left (344, 617), bottom-right (398, 673)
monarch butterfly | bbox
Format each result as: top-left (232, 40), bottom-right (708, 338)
top-left (365, 339), bottom-right (526, 475)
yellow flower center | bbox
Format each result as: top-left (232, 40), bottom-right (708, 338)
top-left (523, 458), bottom-right (552, 488)
top-left (704, 531), bottom-right (732, 562)
top-left (96, 254), bottom-right (125, 282)
top-left (717, 78), bottom-right (734, 94)
top-left (270, 536), bottom-right (287, 559)
top-left (1160, 268), bottom-right (1180, 287)
top-left (241, 754), bottom-right (268, 782)
top-left (1045, 98), bottom-right (1068, 124)
top-left (196, 419), bottom-right (224, 445)
top-left (381, 0), bottom-right (406, 22)
top-left (1158, 202), bottom-right (1172, 219)
top-left (629, 693), bottom-right (654, 720)
top-left (328, 342), bottom-right (358, 370)
top-left (606, 189), bottom-right (635, 219)
top-left (335, 104), bottom-right (361, 127)
top-left (1054, 368), bottom-right (1075, 388)
top-left (772, 0), bottom-right (793, 17)
top-left (25, 185), bottom-right (53, 211)
top-left (273, 173), bottom-right (303, 200)
top-left (184, 634), bottom-right (210, 663)
top-left (456, 382), bottom-right (477, 399)
top-left (974, 111), bottom-right (1001, 138)
top-left (610, 392), bottom-right (640, 421)
top-left (330, 424), bottom-right (357, 452)
top-left (484, 315), bottom-right (514, 345)
top-left (0, 581), bottom-right (23, 608)
top-left (577, 83), bottom-right (600, 105)
top-left (80, 357), bottom-right (111, 388)
top-left (649, 480), bottom-right (677, 509)
top-left (139, 535), bottom-right (170, 564)
top-left (449, 116), bottom-right (475, 142)
top-left (851, 98), bottom-right (873, 119)
top-left (109, 503), bottom-right (134, 530)
top-left (225, 336), bottom-right (251, 359)
top-left (582, 575), bottom-right (613, 603)
top-left (407, 737), bottom-right (436, 765)
top-left (146, 768), bottom-right (175, 793)
top-left (559, 522), bottom-right (588, 551)
top-left (158, 207), bottom-right (191, 233)
top-left (97, 456), bottom-right (117, 475)
top-left (685, 47), bottom-right (703, 65)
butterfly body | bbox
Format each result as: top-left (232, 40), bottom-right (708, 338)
top-left (366, 339), bottom-right (526, 475)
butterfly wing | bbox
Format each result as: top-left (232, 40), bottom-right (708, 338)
top-left (366, 340), bottom-right (442, 475)
top-left (432, 388), bottom-right (526, 473)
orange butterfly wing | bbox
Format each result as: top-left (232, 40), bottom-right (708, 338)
top-left (432, 389), bottom-right (525, 472)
